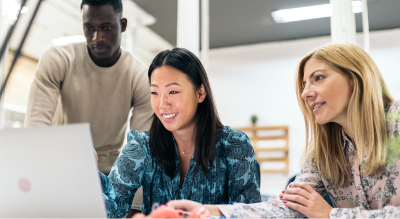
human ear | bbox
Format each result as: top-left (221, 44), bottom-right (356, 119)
top-left (121, 18), bottom-right (127, 32)
top-left (350, 78), bottom-right (355, 92)
top-left (197, 84), bottom-right (207, 103)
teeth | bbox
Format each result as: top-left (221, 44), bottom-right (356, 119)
top-left (313, 103), bottom-right (322, 110)
top-left (163, 113), bottom-right (176, 119)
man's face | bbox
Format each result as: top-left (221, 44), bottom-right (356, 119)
top-left (82, 4), bottom-right (126, 60)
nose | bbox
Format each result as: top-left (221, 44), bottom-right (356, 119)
top-left (301, 84), bottom-right (316, 101)
top-left (92, 31), bottom-right (105, 43)
top-left (159, 94), bottom-right (171, 109)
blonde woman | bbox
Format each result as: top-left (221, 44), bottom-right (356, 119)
top-left (167, 43), bottom-right (400, 218)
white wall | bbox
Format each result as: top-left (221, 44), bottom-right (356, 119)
top-left (208, 29), bottom-right (400, 196)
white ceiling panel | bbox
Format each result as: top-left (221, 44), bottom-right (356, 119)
top-left (8, 0), bottom-right (172, 62)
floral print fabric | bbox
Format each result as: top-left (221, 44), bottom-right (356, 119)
top-left (218, 100), bottom-right (400, 218)
top-left (100, 126), bottom-right (261, 218)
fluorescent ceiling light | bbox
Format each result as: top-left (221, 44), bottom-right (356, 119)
top-left (2, 0), bottom-right (29, 21)
top-left (271, 1), bottom-right (363, 23)
top-left (52, 35), bottom-right (86, 46)
top-left (21, 6), bottom-right (29, 14)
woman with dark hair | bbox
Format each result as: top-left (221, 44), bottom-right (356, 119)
top-left (99, 48), bottom-right (261, 218)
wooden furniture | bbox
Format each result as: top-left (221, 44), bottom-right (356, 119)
top-left (236, 126), bottom-right (289, 174)
top-left (4, 51), bottom-right (37, 107)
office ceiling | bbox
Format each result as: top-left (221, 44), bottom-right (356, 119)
top-left (9, 0), bottom-right (172, 62)
top-left (132, 0), bottom-right (400, 49)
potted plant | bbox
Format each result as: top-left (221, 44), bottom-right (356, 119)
top-left (251, 115), bottom-right (258, 126)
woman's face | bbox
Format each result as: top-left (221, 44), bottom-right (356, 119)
top-left (150, 65), bottom-right (206, 133)
top-left (301, 58), bottom-right (354, 126)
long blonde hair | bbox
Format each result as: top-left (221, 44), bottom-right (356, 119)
top-left (296, 43), bottom-right (393, 187)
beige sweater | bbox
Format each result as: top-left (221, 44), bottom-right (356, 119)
top-left (25, 42), bottom-right (153, 209)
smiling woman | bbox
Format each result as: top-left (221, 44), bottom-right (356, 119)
top-left (99, 48), bottom-right (261, 218)
top-left (296, 44), bottom-right (393, 188)
top-left (167, 44), bottom-right (400, 218)
top-left (301, 58), bottom-right (354, 127)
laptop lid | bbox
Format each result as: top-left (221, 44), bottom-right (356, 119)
top-left (0, 124), bottom-right (107, 218)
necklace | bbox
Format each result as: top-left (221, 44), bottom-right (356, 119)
top-left (181, 147), bottom-right (194, 154)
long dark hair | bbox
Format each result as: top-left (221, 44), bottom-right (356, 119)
top-left (148, 48), bottom-right (223, 179)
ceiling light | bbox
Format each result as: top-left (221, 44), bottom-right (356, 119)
top-left (271, 1), bottom-right (363, 23)
top-left (2, 0), bottom-right (29, 21)
top-left (52, 35), bottom-right (86, 46)
top-left (21, 6), bottom-right (29, 14)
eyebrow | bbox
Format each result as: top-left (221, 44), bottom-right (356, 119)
top-left (303, 69), bottom-right (325, 84)
top-left (150, 82), bottom-right (182, 87)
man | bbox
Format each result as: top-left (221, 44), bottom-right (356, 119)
top-left (25, 0), bottom-right (151, 215)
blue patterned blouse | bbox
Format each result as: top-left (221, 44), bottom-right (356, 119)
top-left (100, 126), bottom-right (261, 218)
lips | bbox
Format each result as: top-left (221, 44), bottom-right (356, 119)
top-left (310, 102), bottom-right (325, 112)
top-left (160, 112), bottom-right (178, 121)
top-left (163, 113), bottom-right (177, 119)
top-left (92, 45), bottom-right (109, 53)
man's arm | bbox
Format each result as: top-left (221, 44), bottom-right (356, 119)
top-left (129, 67), bottom-right (153, 132)
top-left (25, 47), bottom-right (67, 127)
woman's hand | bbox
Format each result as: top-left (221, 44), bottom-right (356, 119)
top-left (166, 200), bottom-right (223, 216)
top-left (167, 200), bottom-right (202, 212)
top-left (280, 182), bottom-right (332, 218)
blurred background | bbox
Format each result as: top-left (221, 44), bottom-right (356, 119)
top-left (1, 0), bottom-right (400, 197)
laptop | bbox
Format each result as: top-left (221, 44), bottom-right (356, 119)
top-left (0, 123), bottom-right (107, 218)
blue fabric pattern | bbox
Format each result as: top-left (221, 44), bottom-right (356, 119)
top-left (100, 126), bottom-right (261, 218)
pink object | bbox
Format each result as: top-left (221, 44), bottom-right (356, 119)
top-left (148, 205), bottom-right (180, 218)
top-left (19, 178), bottom-right (31, 192)
top-left (131, 213), bottom-right (146, 218)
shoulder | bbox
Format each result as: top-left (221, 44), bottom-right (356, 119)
top-left (44, 42), bottom-right (83, 57)
top-left (39, 42), bottom-right (84, 64)
top-left (34, 43), bottom-right (85, 78)
top-left (386, 100), bottom-right (400, 114)
top-left (219, 126), bottom-right (250, 144)
top-left (121, 49), bottom-right (148, 74)
top-left (218, 126), bottom-right (253, 155)
top-left (386, 100), bottom-right (400, 135)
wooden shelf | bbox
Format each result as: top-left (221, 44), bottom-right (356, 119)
top-left (256, 157), bottom-right (287, 162)
top-left (261, 169), bottom-right (289, 174)
top-left (236, 126), bottom-right (289, 174)
top-left (238, 126), bottom-right (289, 131)
top-left (254, 147), bottom-right (288, 153)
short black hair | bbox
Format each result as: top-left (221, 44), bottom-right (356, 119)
top-left (81, 0), bottom-right (123, 14)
